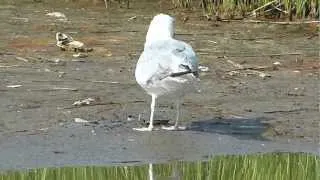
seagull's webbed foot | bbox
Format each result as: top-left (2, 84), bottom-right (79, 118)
top-left (161, 125), bottom-right (186, 131)
top-left (133, 127), bottom-right (154, 131)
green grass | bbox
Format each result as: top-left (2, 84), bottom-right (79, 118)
top-left (0, 153), bottom-right (318, 180)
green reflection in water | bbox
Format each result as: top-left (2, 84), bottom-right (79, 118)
top-left (1, 153), bottom-right (318, 180)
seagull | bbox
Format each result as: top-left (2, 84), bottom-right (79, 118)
top-left (134, 13), bottom-right (200, 131)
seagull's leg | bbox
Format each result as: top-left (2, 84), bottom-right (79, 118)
top-left (148, 94), bottom-right (156, 130)
top-left (162, 99), bottom-right (186, 130)
top-left (133, 94), bottom-right (156, 131)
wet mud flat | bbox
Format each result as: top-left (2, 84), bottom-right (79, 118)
top-left (0, 0), bottom-right (319, 170)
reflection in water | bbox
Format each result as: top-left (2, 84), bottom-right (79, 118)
top-left (0, 153), bottom-right (318, 180)
top-left (148, 163), bottom-right (180, 180)
top-left (149, 164), bottom-right (153, 180)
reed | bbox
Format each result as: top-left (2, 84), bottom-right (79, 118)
top-left (0, 153), bottom-right (318, 180)
top-left (172, 0), bottom-right (319, 19)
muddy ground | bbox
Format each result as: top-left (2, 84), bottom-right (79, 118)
top-left (0, 0), bottom-right (319, 170)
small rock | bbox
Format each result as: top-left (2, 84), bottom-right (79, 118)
top-left (227, 71), bottom-right (240, 76)
top-left (91, 129), bottom-right (96, 135)
top-left (73, 98), bottom-right (95, 106)
top-left (6, 85), bottom-right (22, 88)
top-left (199, 65), bottom-right (209, 72)
top-left (182, 16), bottom-right (189, 23)
top-left (72, 59), bottom-right (86, 62)
top-left (307, 73), bottom-right (314, 77)
top-left (128, 138), bottom-right (135, 142)
top-left (38, 128), bottom-right (48, 131)
top-left (53, 151), bottom-right (64, 154)
top-left (74, 118), bottom-right (89, 123)
top-left (259, 73), bottom-right (271, 78)
top-left (58, 72), bottom-right (65, 78)
top-left (128, 16), bottom-right (137, 21)
top-left (46, 12), bottom-right (67, 19)
top-left (11, 17), bottom-right (29, 23)
top-left (73, 53), bottom-right (88, 58)
top-left (208, 40), bottom-right (217, 44)
top-left (53, 58), bottom-right (61, 63)
top-left (244, 108), bottom-right (252, 112)
top-left (16, 56), bottom-right (29, 62)
top-left (273, 61), bottom-right (281, 65)
top-left (127, 115), bottom-right (134, 121)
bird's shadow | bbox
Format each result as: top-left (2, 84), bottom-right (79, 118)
top-left (187, 116), bottom-right (270, 141)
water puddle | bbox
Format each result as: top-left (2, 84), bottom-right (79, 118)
top-left (0, 153), bottom-right (317, 180)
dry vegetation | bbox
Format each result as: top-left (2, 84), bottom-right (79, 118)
top-left (172, 0), bottom-right (319, 20)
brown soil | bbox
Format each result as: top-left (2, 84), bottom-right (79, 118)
top-left (0, 0), bottom-right (319, 147)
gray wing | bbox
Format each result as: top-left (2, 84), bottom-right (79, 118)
top-left (135, 40), bottom-right (199, 86)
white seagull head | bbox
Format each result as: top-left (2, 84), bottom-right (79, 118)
top-left (145, 13), bottom-right (175, 46)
